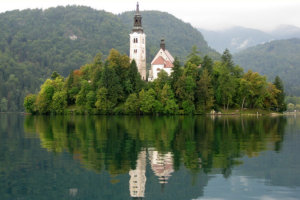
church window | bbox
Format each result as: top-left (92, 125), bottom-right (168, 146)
top-left (136, 38), bottom-right (138, 43)
top-left (157, 68), bottom-right (161, 71)
top-left (134, 49), bottom-right (137, 53)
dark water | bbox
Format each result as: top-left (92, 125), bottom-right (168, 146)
top-left (0, 114), bottom-right (300, 200)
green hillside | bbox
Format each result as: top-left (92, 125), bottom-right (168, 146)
top-left (120, 11), bottom-right (219, 62)
top-left (0, 6), bottom-right (218, 111)
top-left (234, 38), bottom-right (300, 96)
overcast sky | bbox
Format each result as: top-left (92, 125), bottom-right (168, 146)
top-left (1, 0), bottom-right (300, 31)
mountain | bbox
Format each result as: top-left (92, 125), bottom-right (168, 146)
top-left (120, 11), bottom-right (219, 62)
top-left (234, 38), bottom-right (300, 96)
top-left (270, 25), bottom-right (300, 39)
top-left (199, 26), bottom-right (274, 53)
top-left (0, 6), bottom-right (218, 111)
top-left (199, 25), bottom-right (300, 53)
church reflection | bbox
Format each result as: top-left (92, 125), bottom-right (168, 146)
top-left (129, 148), bottom-right (175, 199)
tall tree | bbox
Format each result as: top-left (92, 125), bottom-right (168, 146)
top-left (221, 49), bottom-right (234, 70)
top-left (196, 69), bottom-right (214, 113)
top-left (186, 45), bottom-right (202, 66)
top-left (273, 76), bottom-right (287, 112)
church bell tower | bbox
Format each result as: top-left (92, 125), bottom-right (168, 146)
top-left (130, 2), bottom-right (146, 80)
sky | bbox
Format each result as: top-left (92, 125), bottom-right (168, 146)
top-left (1, 0), bottom-right (300, 31)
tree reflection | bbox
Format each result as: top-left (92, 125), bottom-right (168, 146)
top-left (24, 115), bottom-right (287, 178)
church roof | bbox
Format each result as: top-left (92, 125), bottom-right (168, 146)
top-left (152, 56), bottom-right (174, 68)
top-left (164, 50), bottom-right (175, 63)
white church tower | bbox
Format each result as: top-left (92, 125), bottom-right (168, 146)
top-left (130, 2), bottom-right (147, 80)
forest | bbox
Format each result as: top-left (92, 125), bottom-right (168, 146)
top-left (24, 47), bottom-right (286, 115)
top-left (0, 6), bottom-right (218, 112)
top-left (234, 38), bottom-right (300, 96)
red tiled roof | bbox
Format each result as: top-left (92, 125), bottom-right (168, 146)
top-left (164, 60), bottom-right (174, 68)
top-left (152, 56), bottom-right (165, 65)
top-left (152, 56), bottom-right (174, 68)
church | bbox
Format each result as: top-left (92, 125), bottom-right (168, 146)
top-left (130, 3), bottom-right (174, 82)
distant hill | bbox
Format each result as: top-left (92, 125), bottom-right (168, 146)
top-left (234, 38), bottom-right (300, 96)
top-left (199, 25), bottom-right (300, 53)
top-left (120, 11), bottom-right (219, 62)
top-left (0, 6), bottom-right (218, 111)
top-left (199, 26), bottom-right (273, 53)
top-left (270, 25), bottom-right (300, 39)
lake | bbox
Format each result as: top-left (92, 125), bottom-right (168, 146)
top-left (0, 114), bottom-right (300, 199)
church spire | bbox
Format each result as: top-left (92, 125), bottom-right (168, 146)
top-left (160, 39), bottom-right (166, 51)
top-left (132, 2), bottom-right (143, 33)
top-left (136, 2), bottom-right (140, 13)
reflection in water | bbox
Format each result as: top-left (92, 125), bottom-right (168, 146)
top-left (15, 115), bottom-right (300, 199)
top-left (23, 115), bottom-right (288, 177)
top-left (148, 149), bottom-right (174, 185)
top-left (129, 150), bottom-right (146, 198)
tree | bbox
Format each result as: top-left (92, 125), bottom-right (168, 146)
top-left (76, 80), bottom-right (91, 107)
top-left (51, 71), bottom-right (60, 80)
top-left (35, 79), bottom-right (55, 114)
top-left (51, 91), bottom-right (67, 114)
top-left (95, 87), bottom-right (113, 114)
top-left (215, 64), bottom-right (236, 110)
top-left (202, 55), bottom-right (213, 75)
top-left (124, 93), bottom-right (139, 114)
top-left (100, 65), bottom-right (123, 105)
top-left (127, 60), bottom-right (142, 94)
top-left (264, 83), bottom-right (280, 110)
top-left (23, 94), bottom-right (36, 113)
top-left (273, 76), bottom-right (287, 112)
top-left (86, 91), bottom-right (96, 111)
top-left (139, 89), bottom-right (156, 114)
top-left (221, 49), bottom-right (234, 70)
top-left (196, 69), bottom-right (214, 113)
top-left (0, 98), bottom-right (8, 112)
top-left (160, 84), bottom-right (179, 114)
top-left (170, 57), bottom-right (183, 92)
top-left (186, 46), bottom-right (202, 66)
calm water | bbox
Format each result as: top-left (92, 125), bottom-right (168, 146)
top-left (0, 114), bottom-right (300, 200)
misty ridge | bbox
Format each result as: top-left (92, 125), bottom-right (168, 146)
top-left (199, 25), bottom-right (300, 53)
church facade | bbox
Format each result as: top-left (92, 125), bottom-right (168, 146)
top-left (130, 3), bottom-right (174, 82)
top-left (148, 39), bottom-right (174, 81)
top-left (129, 3), bottom-right (147, 80)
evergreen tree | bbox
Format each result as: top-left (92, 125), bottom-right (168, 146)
top-left (273, 76), bottom-right (287, 112)
top-left (170, 57), bottom-right (183, 92)
top-left (221, 49), bottom-right (234, 70)
top-left (202, 55), bottom-right (213, 75)
top-left (196, 69), bottom-right (214, 113)
top-left (186, 46), bottom-right (202, 66)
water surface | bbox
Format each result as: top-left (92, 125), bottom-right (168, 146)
top-left (0, 114), bottom-right (299, 199)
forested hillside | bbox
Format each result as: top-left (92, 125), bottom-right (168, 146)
top-left (0, 6), bottom-right (218, 111)
top-left (234, 38), bottom-right (300, 96)
top-left (120, 11), bottom-right (219, 62)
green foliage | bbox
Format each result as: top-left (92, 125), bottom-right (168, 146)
top-left (23, 94), bottom-right (36, 113)
top-left (273, 76), bottom-right (287, 112)
top-left (196, 69), bottom-right (214, 113)
top-left (124, 93), bottom-right (139, 114)
top-left (27, 48), bottom-right (285, 115)
top-left (139, 89), bottom-right (157, 114)
top-left (51, 91), bottom-right (67, 114)
top-left (0, 6), bottom-right (219, 111)
top-left (234, 38), bottom-right (300, 96)
top-left (0, 98), bottom-right (8, 112)
top-left (95, 87), bottom-right (114, 114)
